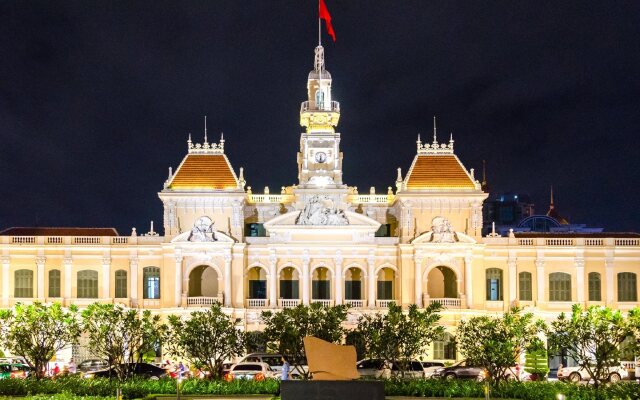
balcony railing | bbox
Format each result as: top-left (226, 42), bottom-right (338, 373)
top-left (311, 299), bottom-right (333, 307)
top-left (300, 101), bottom-right (340, 113)
top-left (426, 297), bottom-right (461, 309)
top-left (345, 299), bottom-right (364, 308)
top-left (376, 299), bottom-right (394, 308)
top-left (278, 299), bottom-right (300, 308)
top-left (247, 298), bottom-right (268, 308)
top-left (187, 296), bottom-right (222, 306)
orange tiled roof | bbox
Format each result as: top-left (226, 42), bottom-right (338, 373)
top-left (405, 154), bottom-right (476, 190)
top-left (0, 227), bottom-right (119, 236)
top-left (169, 154), bottom-right (238, 190)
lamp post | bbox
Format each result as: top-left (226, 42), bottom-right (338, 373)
top-left (176, 377), bottom-right (183, 400)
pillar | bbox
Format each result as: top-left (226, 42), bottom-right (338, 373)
top-left (414, 256), bottom-right (423, 307)
top-left (302, 252), bottom-right (310, 305)
top-left (367, 254), bottom-right (376, 308)
top-left (224, 254), bottom-right (232, 307)
top-left (175, 253), bottom-right (183, 307)
top-left (508, 258), bottom-right (517, 305)
top-left (63, 257), bottom-right (72, 300)
top-left (334, 252), bottom-right (343, 305)
top-left (465, 253), bottom-right (473, 308)
top-left (130, 257), bottom-right (138, 306)
top-left (102, 257), bottom-right (111, 299)
top-left (2, 256), bottom-right (10, 306)
top-left (605, 258), bottom-right (614, 305)
top-left (36, 256), bottom-right (46, 299)
top-left (268, 252), bottom-right (277, 307)
top-left (575, 257), bottom-right (585, 303)
top-left (535, 259), bottom-right (545, 304)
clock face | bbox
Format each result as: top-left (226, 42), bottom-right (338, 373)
top-left (315, 152), bottom-right (327, 163)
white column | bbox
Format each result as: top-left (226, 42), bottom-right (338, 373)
top-left (465, 253), bottom-right (473, 308)
top-left (605, 258), bottom-right (614, 305)
top-left (2, 256), bottom-right (10, 306)
top-left (36, 256), bottom-right (46, 299)
top-left (268, 252), bottom-right (277, 307)
top-left (63, 257), bottom-right (72, 300)
top-left (508, 258), bottom-right (517, 304)
top-left (334, 252), bottom-right (343, 305)
top-left (536, 259), bottom-right (545, 304)
top-left (367, 255), bottom-right (376, 308)
top-left (575, 257), bottom-right (585, 303)
top-left (130, 257), bottom-right (138, 305)
top-left (175, 253), bottom-right (183, 307)
top-left (224, 254), bottom-right (232, 307)
top-left (414, 256), bottom-right (423, 307)
top-left (302, 252), bottom-right (310, 305)
top-left (102, 257), bottom-right (111, 299)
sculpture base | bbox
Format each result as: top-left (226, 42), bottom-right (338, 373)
top-left (280, 380), bottom-right (384, 400)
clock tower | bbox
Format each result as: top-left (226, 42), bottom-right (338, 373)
top-left (297, 45), bottom-right (345, 191)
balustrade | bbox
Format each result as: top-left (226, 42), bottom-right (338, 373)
top-left (278, 299), bottom-right (300, 308)
top-left (187, 296), bottom-right (222, 306)
top-left (247, 298), bottom-right (268, 308)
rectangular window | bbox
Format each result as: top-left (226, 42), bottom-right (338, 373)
top-left (249, 280), bottom-right (267, 299)
top-left (145, 277), bottom-right (160, 299)
top-left (377, 281), bottom-right (392, 300)
top-left (549, 273), bottom-right (571, 302)
top-left (312, 280), bottom-right (330, 300)
top-left (115, 271), bottom-right (127, 298)
top-left (77, 271), bottom-right (98, 298)
top-left (345, 281), bottom-right (361, 300)
top-left (279, 280), bottom-right (299, 299)
top-left (618, 273), bottom-right (638, 302)
top-left (245, 223), bottom-right (266, 237)
top-left (14, 270), bottom-right (33, 298)
top-left (48, 270), bottom-right (61, 298)
top-left (588, 273), bottom-right (601, 301)
top-left (519, 272), bottom-right (532, 301)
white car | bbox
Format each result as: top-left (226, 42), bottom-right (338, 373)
top-left (557, 364), bottom-right (628, 383)
top-left (224, 362), bottom-right (276, 381)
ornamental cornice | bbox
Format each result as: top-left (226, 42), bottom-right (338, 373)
top-left (35, 256), bottom-right (46, 266)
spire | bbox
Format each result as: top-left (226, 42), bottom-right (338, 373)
top-left (481, 160), bottom-right (487, 190)
top-left (432, 115), bottom-right (437, 143)
top-left (549, 185), bottom-right (554, 209)
top-left (204, 116), bottom-right (208, 143)
top-left (314, 45), bottom-right (325, 72)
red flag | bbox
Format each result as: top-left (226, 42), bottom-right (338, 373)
top-left (319, 0), bottom-right (336, 42)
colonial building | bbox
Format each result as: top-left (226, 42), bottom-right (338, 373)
top-left (1, 44), bottom-right (639, 362)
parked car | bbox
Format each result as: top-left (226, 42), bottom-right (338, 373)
top-left (77, 359), bottom-right (109, 373)
top-left (84, 363), bottom-right (167, 379)
top-left (0, 357), bottom-right (28, 365)
top-left (421, 361), bottom-right (445, 378)
top-left (557, 364), bottom-right (628, 383)
top-left (356, 359), bottom-right (424, 379)
top-left (0, 363), bottom-right (31, 379)
top-left (223, 362), bottom-right (275, 381)
top-left (431, 360), bottom-right (486, 381)
top-left (239, 353), bottom-right (307, 378)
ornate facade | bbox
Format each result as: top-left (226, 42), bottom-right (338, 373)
top-left (1, 45), bottom-right (639, 362)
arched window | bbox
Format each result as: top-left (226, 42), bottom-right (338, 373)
top-left (486, 268), bottom-right (503, 301)
top-left (549, 272), bottom-right (571, 302)
top-left (115, 270), bottom-right (127, 298)
top-left (143, 267), bottom-right (160, 299)
top-left (588, 272), bottom-right (601, 301)
top-left (618, 272), bottom-right (637, 302)
top-left (77, 270), bottom-right (98, 298)
top-left (48, 269), bottom-right (61, 298)
top-left (433, 333), bottom-right (456, 360)
top-left (14, 269), bottom-right (33, 298)
top-left (519, 272), bottom-right (532, 301)
top-left (315, 89), bottom-right (324, 108)
top-left (248, 267), bottom-right (267, 299)
top-left (312, 267), bottom-right (331, 300)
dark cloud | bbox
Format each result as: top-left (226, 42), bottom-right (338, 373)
top-left (1, 0), bottom-right (639, 233)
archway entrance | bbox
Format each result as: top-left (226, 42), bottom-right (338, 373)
top-left (188, 265), bottom-right (219, 297)
top-left (427, 266), bottom-right (458, 298)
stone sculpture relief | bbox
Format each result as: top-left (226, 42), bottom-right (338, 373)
top-left (296, 195), bottom-right (349, 226)
top-left (430, 216), bottom-right (457, 243)
top-left (188, 216), bottom-right (218, 242)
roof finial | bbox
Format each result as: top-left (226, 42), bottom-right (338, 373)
top-left (188, 133), bottom-right (192, 143)
top-left (220, 132), bottom-right (224, 142)
top-left (204, 116), bottom-right (208, 143)
top-left (433, 115), bottom-right (437, 144)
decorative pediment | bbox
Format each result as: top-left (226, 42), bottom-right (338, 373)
top-left (171, 216), bottom-right (235, 243)
top-left (411, 217), bottom-right (476, 244)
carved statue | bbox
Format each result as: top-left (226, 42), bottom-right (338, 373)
top-left (296, 195), bottom-right (349, 226)
top-left (430, 216), bottom-right (457, 243)
top-left (303, 336), bottom-right (360, 380)
top-left (188, 216), bottom-right (218, 242)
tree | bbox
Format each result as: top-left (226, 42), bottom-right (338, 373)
top-left (456, 307), bottom-right (544, 385)
top-left (245, 330), bottom-right (268, 354)
top-left (82, 303), bottom-right (165, 380)
top-left (524, 348), bottom-right (549, 380)
top-left (355, 302), bottom-right (444, 378)
top-left (626, 307), bottom-right (640, 359)
top-left (261, 303), bottom-right (348, 379)
top-left (165, 303), bottom-right (244, 380)
top-left (0, 302), bottom-right (81, 379)
top-left (547, 305), bottom-right (628, 388)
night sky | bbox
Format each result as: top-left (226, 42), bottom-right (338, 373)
top-left (1, 1), bottom-right (639, 235)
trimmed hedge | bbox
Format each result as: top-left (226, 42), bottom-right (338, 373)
top-left (0, 377), bottom-right (638, 400)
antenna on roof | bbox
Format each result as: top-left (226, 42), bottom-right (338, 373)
top-left (204, 116), bottom-right (208, 143)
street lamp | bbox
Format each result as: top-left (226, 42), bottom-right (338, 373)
top-left (176, 377), bottom-right (183, 400)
